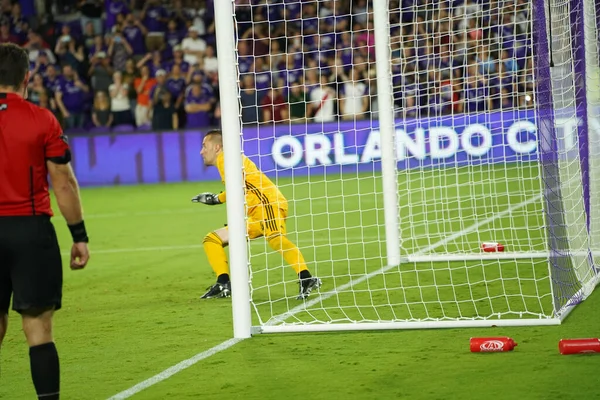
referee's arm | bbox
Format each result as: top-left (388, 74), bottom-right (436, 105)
top-left (47, 161), bottom-right (83, 225)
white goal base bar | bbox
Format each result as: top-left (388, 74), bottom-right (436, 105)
top-left (254, 318), bottom-right (561, 335)
top-left (405, 251), bottom-right (596, 262)
top-left (405, 252), bottom-right (549, 262)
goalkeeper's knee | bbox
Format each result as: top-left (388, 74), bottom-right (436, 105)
top-left (203, 232), bottom-right (225, 248)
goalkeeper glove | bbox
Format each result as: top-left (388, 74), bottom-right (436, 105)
top-left (191, 192), bottom-right (222, 205)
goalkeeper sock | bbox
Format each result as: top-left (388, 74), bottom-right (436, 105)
top-left (299, 270), bottom-right (311, 280)
top-left (217, 274), bottom-right (230, 284)
top-left (267, 234), bottom-right (309, 275)
top-left (203, 232), bottom-right (229, 279)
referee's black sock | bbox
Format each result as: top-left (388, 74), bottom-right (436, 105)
top-left (29, 342), bottom-right (60, 400)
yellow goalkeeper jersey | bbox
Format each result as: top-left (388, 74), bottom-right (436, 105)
top-left (216, 152), bottom-right (288, 212)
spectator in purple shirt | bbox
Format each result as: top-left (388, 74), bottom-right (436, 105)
top-left (167, 46), bottom-right (190, 74)
top-left (163, 19), bottom-right (184, 59)
top-left (55, 65), bottom-right (90, 129)
top-left (30, 51), bottom-right (53, 79)
top-left (105, 0), bottom-right (130, 32)
top-left (142, 0), bottom-right (168, 52)
top-left (237, 40), bottom-right (253, 74)
top-left (184, 82), bottom-right (214, 128)
top-left (43, 65), bottom-right (62, 94)
top-left (122, 13), bottom-right (147, 57)
top-left (8, 2), bottom-right (27, 38)
top-left (137, 51), bottom-right (165, 78)
top-left (170, 0), bottom-right (189, 29)
top-left (167, 64), bottom-right (186, 110)
top-left (88, 34), bottom-right (107, 59)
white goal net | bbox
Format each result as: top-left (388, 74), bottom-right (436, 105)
top-left (214, 0), bottom-right (600, 334)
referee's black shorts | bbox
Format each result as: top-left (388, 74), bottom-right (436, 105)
top-left (0, 216), bottom-right (63, 314)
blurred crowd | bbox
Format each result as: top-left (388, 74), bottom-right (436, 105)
top-left (0, 0), bottom-right (534, 133)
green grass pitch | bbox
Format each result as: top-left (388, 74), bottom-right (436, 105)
top-left (1, 164), bottom-right (599, 399)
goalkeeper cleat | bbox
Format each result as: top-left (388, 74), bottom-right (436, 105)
top-left (200, 282), bottom-right (231, 299)
top-left (297, 277), bottom-right (322, 300)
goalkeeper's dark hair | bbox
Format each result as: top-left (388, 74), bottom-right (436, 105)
top-left (204, 129), bottom-right (223, 145)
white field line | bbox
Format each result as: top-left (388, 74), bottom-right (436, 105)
top-left (58, 197), bottom-right (379, 221)
top-left (106, 193), bottom-right (542, 400)
top-left (106, 339), bottom-right (243, 400)
top-left (60, 237), bottom-right (384, 256)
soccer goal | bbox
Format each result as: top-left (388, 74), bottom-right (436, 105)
top-left (213, 0), bottom-right (600, 337)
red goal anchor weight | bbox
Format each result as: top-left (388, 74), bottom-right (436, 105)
top-left (470, 337), bottom-right (518, 352)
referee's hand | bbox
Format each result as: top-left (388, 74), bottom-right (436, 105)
top-left (70, 242), bottom-right (90, 270)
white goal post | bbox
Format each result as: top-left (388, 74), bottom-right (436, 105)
top-left (213, 0), bottom-right (600, 337)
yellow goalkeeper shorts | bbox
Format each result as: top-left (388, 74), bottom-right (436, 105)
top-left (246, 204), bottom-right (287, 239)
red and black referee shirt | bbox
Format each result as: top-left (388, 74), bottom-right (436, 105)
top-left (0, 92), bottom-right (71, 217)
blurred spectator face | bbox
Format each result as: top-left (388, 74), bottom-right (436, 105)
top-left (171, 64), bottom-right (181, 77)
top-left (238, 41), bottom-right (249, 56)
top-left (95, 91), bottom-right (108, 104)
top-left (0, 0), bottom-right (10, 13)
top-left (84, 21), bottom-right (95, 36)
top-left (242, 75), bottom-right (254, 89)
top-left (205, 46), bottom-right (215, 57)
top-left (304, 3), bottom-right (316, 16)
top-left (291, 83), bottom-right (301, 95)
top-left (113, 71), bottom-right (122, 83)
top-left (99, 53), bottom-right (110, 66)
top-left (46, 65), bottom-right (57, 78)
top-left (152, 51), bottom-right (162, 63)
top-left (28, 32), bottom-right (42, 49)
top-left (286, 53), bottom-right (295, 66)
top-left (156, 70), bottom-right (166, 84)
top-left (191, 84), bottom-right (201, 97)
top-left (141, 65), bottom-right (150, 77)
top-left (61, 25), bottom-right (71, 38)
top-left (192, 73), bottom-right (203, 84)
top-left (33, 74), bottom-right (44, 86)
top-left (11, 2), bottom-right (21, 16)
top-left (254, 57), bottom-right (264, 69)
top-left (125, 59), bottom-right (136, 73)
top-left (38, 52), bottom-right (49, 65)
top-left (93, 35), bottom-right (103, 48)
top-left (0, 22), bottom-right (9, 36)
top-left (161, 91), bottom-right (172, 105)
top-left (188, 27), bottom-right (199, 39)
top-left (168, 20), bottom-right (177, 31)
top-left (126, 13), bottom-right (135, 25)
top-left (63, 65), bottom-right (74, 79)
top-left (116, 13), bottom-right (126, 26)
top-left (174, 48), bottom-right (184, 59)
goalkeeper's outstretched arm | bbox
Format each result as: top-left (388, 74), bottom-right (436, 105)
top-left (192, 191), bottom-right (226, 205)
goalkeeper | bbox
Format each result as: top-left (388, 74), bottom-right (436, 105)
top-left (192, 130), bottom-right (321, 300)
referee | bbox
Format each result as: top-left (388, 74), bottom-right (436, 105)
top-left (0, 43), bottom-right (90, 400)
